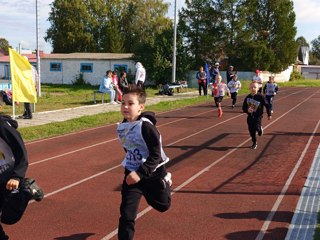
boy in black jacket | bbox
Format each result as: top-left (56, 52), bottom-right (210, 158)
top-left (0, 95), bottom-right (43, 240)
top-left (242, 82), bottom-right (272, 149)
top-left (117, 85), bottom-right (171, 240)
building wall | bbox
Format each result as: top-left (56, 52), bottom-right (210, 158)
top-left (40, 59), bottom-right (135, 85)
top-left (300, 65), bottom-right (320, 79)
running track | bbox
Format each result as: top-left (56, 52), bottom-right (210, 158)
top-left (5, 87), bottom-right (320, 240)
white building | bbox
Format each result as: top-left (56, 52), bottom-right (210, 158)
top-left (40, 53), bottom-right (135, 85)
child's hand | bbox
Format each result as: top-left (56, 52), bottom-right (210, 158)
top-left (6, 179), bottom-right (20, 191)
top-left (268, 115), bottom-right (272, 120)
top-left (126, 171), bottom-right (141, 185)
top-left (248, 107), bottom-right (254, 113)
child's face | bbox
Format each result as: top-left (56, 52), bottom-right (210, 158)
top-left (250, 82), bottom-right (259, 95)
top-left (121, 93), bottom-right (145, 122)
top-left (216, 76), bottom-right (222, 83)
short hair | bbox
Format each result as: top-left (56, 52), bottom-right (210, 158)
top-left (123, 84), bottom-right (147, 104)
top-left (106, 70), bottom-right (112, 75)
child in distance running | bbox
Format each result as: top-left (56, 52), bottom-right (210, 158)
top-left (242, 81), bottom-right (272, 150)
top-left (227, 74), bottom-right (241, 108)
top-left (117, 84), bottom-right (171, 240)
top-left (263, 76), bottom-right (278, 113)
top-left (213, 74), bottom-right (230, 117)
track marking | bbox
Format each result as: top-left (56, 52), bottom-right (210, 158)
top-left (30, 89), bottom-right (305, 166)
top-left (30, 109), bottom-right (213, 166)
top-left (255, 120), bottom-right (320, 240)
top-left (100, 91), bottom-right (317, 239)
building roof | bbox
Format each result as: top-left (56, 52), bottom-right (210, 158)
top-left (0, 53), bottom-right (37, 63)
top-left (0, 52), bottom-right (133, 63)
top-left (42, 52), bottom-right (134, 60)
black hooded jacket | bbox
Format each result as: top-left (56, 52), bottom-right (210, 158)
top-left (121, 111), bottom-right (166, 180)
top-left (0, 114), bottom-right (28, 182)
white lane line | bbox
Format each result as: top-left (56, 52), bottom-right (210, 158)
top-left (255, 120), bottom-right (320, 240)
top-left (25, 87), bottom-right (305, 146)
top-left (285, 144), bottom-right (320, 240)
top-left (30, 109), bottom-right (213, 166)
top-left (30, 89), bottom-right (306, 166)
top-left (101, 91), bottom-right (317, 240)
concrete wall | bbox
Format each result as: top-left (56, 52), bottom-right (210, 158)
top-left (40, 59), bottom-right (135, 85)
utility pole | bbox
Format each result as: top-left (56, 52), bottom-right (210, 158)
top-left (171, 0), bottom-right (177, 83)
top-left (36, 0), bottom-right (41, 96)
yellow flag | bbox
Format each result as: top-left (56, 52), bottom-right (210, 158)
top-left (9, 48), bottom-right (37, 103)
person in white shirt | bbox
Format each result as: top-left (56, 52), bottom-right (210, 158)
top-left (252, 69), bottom-right (263, 93)
top-left (99, 70), bottom-right (118, 104)
top-left (227, 74), bottom-right (241, 108)
top-left (135, 62), bottom-right (146, 89)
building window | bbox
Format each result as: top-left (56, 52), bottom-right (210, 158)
top-left (80, 63), bottom-right (93, 72)
top-left (50, 62), bottom-right (62, 71)
top-left (114, 64), bottom-right (128, 73)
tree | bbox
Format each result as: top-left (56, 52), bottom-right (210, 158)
top-left (239, 0), bottom-right (297, 72)
top-left (178, 0), bottom-right (221, 69)
top-left (45, 0), bottom-right (171, 54)
top-left (311, 35), bottom-right (320, 60)
top-left (0, 38), bottom-right (10, 51)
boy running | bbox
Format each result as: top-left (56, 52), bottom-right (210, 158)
top-left (263, 76), bottom-right (278, 113)
top-left (227, 74), bottom-right (241, 108)
top-left (117, 85), bottom-right (171, 240)
top-left (242, 82), bottom-right (271, 149)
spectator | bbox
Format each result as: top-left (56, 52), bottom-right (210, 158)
top-left (112, 71), bottom-right (122, 102)
top-left (118, 71), bottom-right (129, 92)
top-left (196, 66), bottom-right (207, 96)
top-left (226, 65), bottom-right (236, 84)
top-left (135, 62), bottom-right (146, 89)
top-left (252, 69), bottom-right (263, 93)
top-left (99, 70), bottom-right (118, 105)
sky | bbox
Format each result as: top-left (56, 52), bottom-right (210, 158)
top-left (0, 0), bottom-right (319, 53)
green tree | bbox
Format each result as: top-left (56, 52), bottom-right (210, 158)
top-left (311, 35), bottom-right (320, 60)
top-left (0, 38), bottom-right (10, 51)
top-left (178, 0), bottom-right (220, 69)
top-left (241, 0), bottom-right (297, 72)
top-left (45, 0), bottom-right (97, 53)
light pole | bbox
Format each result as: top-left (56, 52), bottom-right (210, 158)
top-left (36, 0), bottom-right (41, 97)
top-left (171, 0), bottom-right (177, 83)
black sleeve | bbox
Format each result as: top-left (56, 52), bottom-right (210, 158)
top-left (263, 84), bottom-right (266, 94)
top-left (136, 121), bottom-right (162, 178)
top-left (242, 96), bottom-right (248, 113)
top-left (0, 122), bottom-right (28, 180)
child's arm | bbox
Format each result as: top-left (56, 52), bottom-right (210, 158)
top-left (0, 120), bottom-right (28, 188)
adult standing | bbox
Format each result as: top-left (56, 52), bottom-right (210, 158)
top-left (211, 62), bottom-right (220, 85)
top-left (135, 62), bottom-right (146, 89)
top-left (196, 66), bottom-right (207, 96)
top-left (252, 69), bottom-right (263, 93)
top-left (226, 65), bottom-right (236, 84)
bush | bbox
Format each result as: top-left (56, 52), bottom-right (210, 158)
top-left (290, 70), bottom-right (304, 81)
top-left (72, 73), bottom-right (89, 85)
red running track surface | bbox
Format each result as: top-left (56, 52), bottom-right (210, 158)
top-left (5, 87), bottom-right (320, 240)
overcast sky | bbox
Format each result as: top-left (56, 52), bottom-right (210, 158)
top-left (0, 0), bottom-right (319, 53)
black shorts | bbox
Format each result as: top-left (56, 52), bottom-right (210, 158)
top-left (214, 96), bottom-right (223, 103)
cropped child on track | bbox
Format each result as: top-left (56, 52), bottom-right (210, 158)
top-left (263, 76), bottom-right (278, 114)
top-left (213, 75), bottom-right (230, 117)
top-left (242, 81), bottom-right (272, 150)
top-left (0, 93), bottom-right (44, 240)
top-left (117, 84), bottom-right (172, 240)
top-left (227, 74), bottom-right (241, 108)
